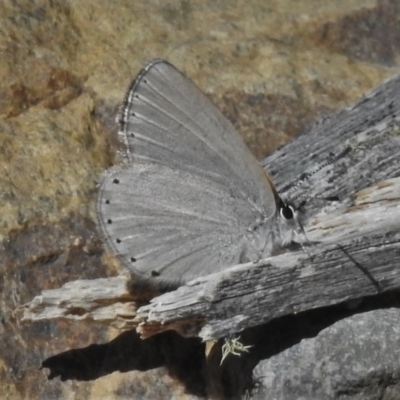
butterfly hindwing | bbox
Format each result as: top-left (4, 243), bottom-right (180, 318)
top-left (98, 163), bottom-right (254, 283)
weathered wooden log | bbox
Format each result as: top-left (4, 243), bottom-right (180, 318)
top-left (136, 176), bottom-right (400, 340)
top-left (23, 71), bottom-right (400, 342)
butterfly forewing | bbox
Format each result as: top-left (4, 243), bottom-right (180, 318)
top-left (120, 60), bottom-right (276, 210)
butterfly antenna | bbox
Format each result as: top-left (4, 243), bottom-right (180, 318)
top-left (286, 146), bottom-right (352, 199)
top-left (292, 194), bottom-right (340, 205)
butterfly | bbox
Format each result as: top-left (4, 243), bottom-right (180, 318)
top-left (97, 60), bottom-right (301, 288)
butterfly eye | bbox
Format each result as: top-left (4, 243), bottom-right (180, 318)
top-left (280, 204), bottom-right (294, 220)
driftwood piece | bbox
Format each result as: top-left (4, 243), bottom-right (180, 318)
top-left (23, 72), bottom-right (400, 342)
top-left (23, 276), bottom-right (138, 330)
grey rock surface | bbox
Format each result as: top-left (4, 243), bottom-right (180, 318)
top-left (252, 309), bottom-right (400, 400)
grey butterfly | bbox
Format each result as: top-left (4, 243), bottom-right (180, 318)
top-left (97, 59), bottom-right (301, 288)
